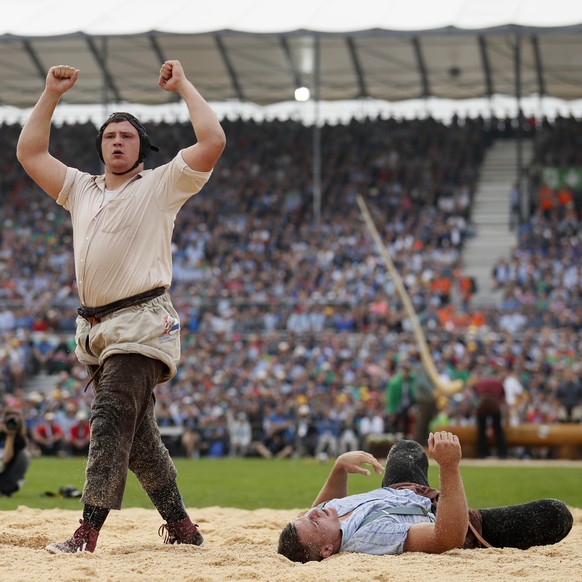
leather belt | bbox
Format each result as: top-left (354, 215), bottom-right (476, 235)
top-left (78, 286), bottom-right (166, 326)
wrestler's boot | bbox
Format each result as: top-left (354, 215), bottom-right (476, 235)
top-left (381, 439), bottom-right (430, 488)
top-left (158, 517), bottom-right (204, 546)
top-left (479, 499), bottom-right (573, 549)
top-left (46, 520), bottom-right (100, 553)
top-left (147, 481), bottom-right (205, 547)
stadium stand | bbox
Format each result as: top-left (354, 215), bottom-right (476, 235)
top-left (1, 115), bottom-right (580, 460)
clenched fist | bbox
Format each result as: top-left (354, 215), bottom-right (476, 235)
top-left (46, 65), bottom-right (79, 95)
top-left (158, 60), bottom-right (187, 93)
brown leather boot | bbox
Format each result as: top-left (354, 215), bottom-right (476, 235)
top-left (46, 519), bottom-right (100, 553)
top-left (158, 516), bottom-right (204, 546)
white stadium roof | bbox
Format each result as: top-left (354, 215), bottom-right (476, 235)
top-left (2, 0), bottom-right (582, 122)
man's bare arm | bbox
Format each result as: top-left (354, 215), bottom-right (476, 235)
top-left (311, 451), bottom-right (384, 507)
top-left (16, 65), bottom-right (79, 199)
top-left (404, 432), bottom-right (469, 553)
top-left (158, 60), bottom-right (226, 172)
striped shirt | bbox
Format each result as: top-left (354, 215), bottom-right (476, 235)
top-left (319, 487), bottom-right (435, 555)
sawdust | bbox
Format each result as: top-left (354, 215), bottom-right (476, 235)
top-left (0, 505), bottom-right (580, 581)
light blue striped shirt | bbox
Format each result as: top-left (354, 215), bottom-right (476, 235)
top-left (318, 487), bottom-right (435, 555)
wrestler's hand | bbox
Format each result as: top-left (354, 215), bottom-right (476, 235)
top-left (428, 431), bottom-right (462, 469)
top-left (158, 60), bottom-right (187, 92)
top-left (334, 450), bottom-right (384, 477)
top-left (46, 65), bottom-right (79, 95)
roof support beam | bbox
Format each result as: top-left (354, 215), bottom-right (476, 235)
top-left (85, 36), bottom-right (121, 103)
top-left (312, 33), bottom-right (322, 227)
top-left (412, 36), bottom-right (430, 98)
top-left (148, 33), bottom-right (167, 65)
top-left (514, 35), bottom-right (522, 107)
top-left (531, 35), bottom-right (546, 96)
top-left (149, 34), bottom-right (180, 102)
top-left (478, 35), bottom-right (494, 97)
top-left (346, 37), bottom-right (367, 98)
top-left (513, 33), bottom-right (525, 218)
top-left (280, 36), bottom-right (302, 92)
top-left (214, 33), bottom-right (245, 101)
top-left (22, 39), bottom-right (46, 81)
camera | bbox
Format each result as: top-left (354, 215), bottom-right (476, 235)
top-left (5, 417), bottom-right (19, 431)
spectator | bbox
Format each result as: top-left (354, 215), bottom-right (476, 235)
top-left (508, 181), bottom-right (520, 230)
top-left (202, 410), bottom-right (229, 458)
top-left (337, 410), bottom-right (360, 454)
top-left (472, 367), bottom-right (508, 459)
top-left (30, 332), bottom-right (55, 375)
top-left (56, 402), bottom-right (79, 452)
top-left (180, 404), bottom-right (202, 459)
top-left (31, 411), bottom-right (65, 457)
top-left (294, 404), bottom-right (318, 458)
top-left (0, 306), bottom-right (16, 335)
top-left (227, 410), bottom-right (252, 457)
top-left (386, 361), bottom-right (416, 438)
top-left (358, 407), bottom-right (385, 448)
top-left (68, 409), bottom-right (91, 456)
top-left (0, 408), bottom-right (31, 496)
top-left (555, 366), bottom-right (582, 423)
top-left (411, 360), bottom-right (438, 446)
top-left (246, 401), bottom-right (272, 459)
top-left (46, 334), bottom-right (75, 374)
top-left (503, 363), bottom-right (525, 427)
top-left (314, 408), bottom-right (341, 460)
top-left (262, 404), bottom-right (294, 459)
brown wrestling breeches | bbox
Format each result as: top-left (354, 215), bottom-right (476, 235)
top-left (82, 353), bottom-right (178, 509)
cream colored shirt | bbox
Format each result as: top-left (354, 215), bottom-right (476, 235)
top-left (57, 150), bottom-right (211, 307)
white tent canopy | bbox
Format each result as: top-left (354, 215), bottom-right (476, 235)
top-left (2, 0), bottom-right (582, 122)
top-left (5, 0), bottom-right (582, 36)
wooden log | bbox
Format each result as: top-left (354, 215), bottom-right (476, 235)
top-left (434, 424), bottom-right (582, 459)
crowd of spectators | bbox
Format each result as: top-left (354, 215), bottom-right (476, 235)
top-left (491, 115), bottom-right (582, 333)
top-left (0, 113), bottom-right (581, 463)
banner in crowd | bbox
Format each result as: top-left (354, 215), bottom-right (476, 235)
top-left (542, 167), bottom-right (582, 190)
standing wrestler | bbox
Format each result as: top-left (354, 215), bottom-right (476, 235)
top-left (17, 61), bottom-right (226, 553)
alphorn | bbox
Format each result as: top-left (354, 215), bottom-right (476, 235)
top-left (356, 194), bottom-right (463, 397)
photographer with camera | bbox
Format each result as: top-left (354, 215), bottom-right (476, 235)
top-left (0, 408), bottom-right (31, 496)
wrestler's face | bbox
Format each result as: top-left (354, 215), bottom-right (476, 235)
top-left (293, 506), bottom-right (341, 560)
top-left (101, 120), bottom-right (141, 173)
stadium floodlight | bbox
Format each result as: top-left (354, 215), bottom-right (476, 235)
top-left (294, 87), bottom-right (310, 102)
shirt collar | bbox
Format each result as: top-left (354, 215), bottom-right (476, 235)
top-left (94, 172), bottom-right (143, 191)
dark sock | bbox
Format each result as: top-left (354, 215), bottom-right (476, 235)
top-left (83, 504), bottom-right (110, 531)
top-left (480, 499), bottom-right (573, 549)
top-left (148, 481), bottom-right (188, 523)
top-left (382, 440), bottom-right (430, 488)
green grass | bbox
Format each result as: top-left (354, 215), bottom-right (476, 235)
top-left (1, 457), bottom-right (581, 511)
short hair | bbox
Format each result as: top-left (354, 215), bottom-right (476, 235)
top-left (278, 522), bottom-right (320, 563)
